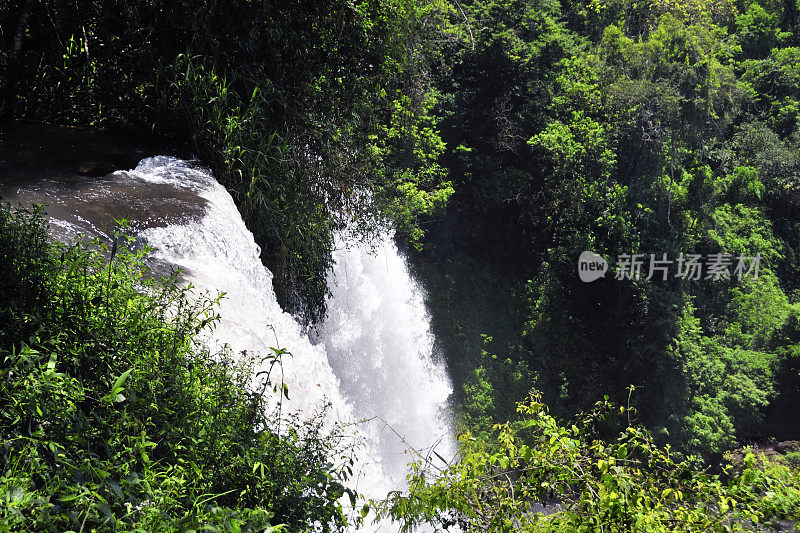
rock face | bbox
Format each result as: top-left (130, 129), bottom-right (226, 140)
top-left (775, 441), bottom-right (800, 455)
top-left (0, 123), bottom-right (203, 243)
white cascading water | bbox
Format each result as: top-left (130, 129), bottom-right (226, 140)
top-left (316, 233), bottom-right (455, 493)
top-left (119, 156), bottom-right (454, 528)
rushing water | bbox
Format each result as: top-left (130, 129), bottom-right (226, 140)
top-left (316, 234), bottom-right (455, 491)
top-left (68, 156), bottom-right (455, 527)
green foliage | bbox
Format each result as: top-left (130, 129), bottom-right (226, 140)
top-left (408, 0), bottom-right (800, 461)
top-left (0, 205), bottom-right (353, 531)
top-left (459, 339), bottom-right (536, 439)
top-left (664, 302), bottom-right (780, 456)
top-left (378, 391), bottom-right (800, 532)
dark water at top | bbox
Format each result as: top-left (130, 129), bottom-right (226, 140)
top-left (0, 123), bottom-right (203, 243)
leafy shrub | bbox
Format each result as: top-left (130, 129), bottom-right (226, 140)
top-left (0, 204), bottom-right (353, 531)
top-left (378, 390), bottom-right (800, 532)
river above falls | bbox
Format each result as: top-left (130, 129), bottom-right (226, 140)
top-left (0, 123), bottom-right (200, 243)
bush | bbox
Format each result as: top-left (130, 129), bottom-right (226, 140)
top-left (0, 204), bottom-right (354, 531)
top-left (378, 390), bottom-right (800, 532)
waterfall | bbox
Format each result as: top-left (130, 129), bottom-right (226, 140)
top-left (123, 157), bottom-right (455, 526)
top-left (133, 156), bottom-right (348, 417)
top-left (315, 232), bottom-right (456, 494)
top-left (8, 153), bottom-right (457, 527)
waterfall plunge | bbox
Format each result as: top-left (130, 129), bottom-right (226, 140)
top-left (127, 157), bottom-right (454, 526)
top-left (317, 234), bottom-right (456, 491)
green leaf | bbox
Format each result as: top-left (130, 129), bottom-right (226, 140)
top-left (105, 368), bottom-right (133, 402)
top-left (46, 352), bottom-right (58, 372)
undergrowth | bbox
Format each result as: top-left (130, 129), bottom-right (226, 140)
top-left (379, 391), bottom-right (800, 532)
top-left (0, 204), bottom-right (354, 532)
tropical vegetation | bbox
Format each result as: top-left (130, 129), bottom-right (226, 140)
top-left (3, 0), bottom-right (800, 530)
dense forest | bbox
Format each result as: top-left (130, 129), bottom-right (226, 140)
top-left (2, 0), bottom-right (800, 530)
top-left (415, 0), bottom-right (800, 465)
